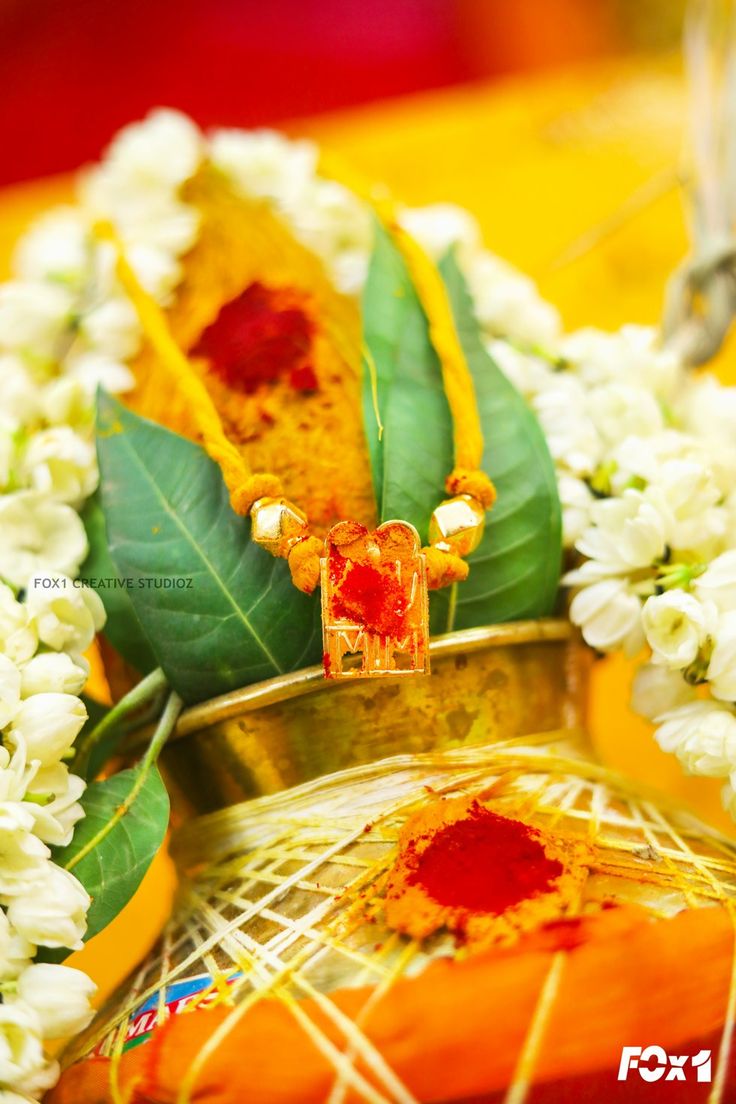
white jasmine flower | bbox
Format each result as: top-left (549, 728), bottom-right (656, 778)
top-left (16, 963), bottom-right (95, 1039)
top-left (0, 356), bottom-right (40, 427)
top-left (94, 108), bottom-right (203, 194)
top-left (14, 208), bottom-right (90, 290)
top-left (486, 339), bottom-right (553, 398)
top-left (19, 652), bottom-right (86, 698)
top-left (0, 588), bottom-right (37, 668)
top-left (20, 427), bottom-right (97, 507)
top-left (126, 242), bottom-right (182, 304)
top-left (400, 204), bottom-right (481, 263)
top-left (63, 350), bottom-right (135, 397)
top-left (0, 282), bottom-right (74, 361)
top-left (619, 324), bottom-right (683, 397)
top-left (0, 744), bottom-right (32, 805)
top-left (0, 427), bottom-right (15, 493)
top-left (7, 864), bottom-right (88, 949)
top-left (26, 574), bottom-right (104, 653)
top-left (210, 128), bottom-right (317, 209)
top-left (569, 578), bottom-right (644, 654)
top-left (656, 700), bottom-right (736, 777)
top-left (0, 492), bottom-right (87, 590)
top-left (723, 775), bottom-right (736, 820)
top-left (14, 1058), bottom-right (60, 1099)
top-left (0, 657), bottom-right (21, 731)
top-left (679, 373), bottom-right (736, 487)
top-left (558, 474), bottom-right (594, 547)
top-left (694, 551), bottom-right (736, 613)
top-left (576, 490), bottom-right (667, 572)
top-left (79, 296), bottom-right (140, 360)
top-left (0, 1003), bottom-right (46, 1090)
top-left (25, 763), bottom-right (85, 848)
top-left (532, 377), bottom-right (601, 477)
top-left (9, 693), bottom-right (87, 766)
top-left (561, 325), bottom-right (681, 397)
top-left (707, 611), bottom-right (736, 702)
top-left (631, 662), bottom-right (696, 721)
top-left (0, 805), bottom-right (49, 898)
top-left (586, 383), bottom-right (663, 446)
top-left (642, 590), bottom-right (715, 670)
top-left (0, 911), bottom-right (34, 982)
top-left (109, 195), bottom-right (200, 257)
top-left (649, 458), bottom-right (723, 552)
top-left (293, 179), bottom-right (372, 264)
top-left (38, 377), bottom-right (91, 429)
top-left (467, 252), bottom-right (561, 344)
top-left (328, 249), bottom-right (369, 296)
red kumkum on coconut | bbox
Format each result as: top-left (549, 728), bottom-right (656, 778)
top-left (193, 281), bottom-right (317, 394)
top-left (383, 795), bottom-right (590, 950)
top-left (407, 800), bottom-right (564, 914)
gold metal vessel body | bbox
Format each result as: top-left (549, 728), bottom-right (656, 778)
top-left (161, 619), bottom-right (578, 816)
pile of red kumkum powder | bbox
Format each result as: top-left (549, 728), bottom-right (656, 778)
top-left (193, 281), bottom-right (319, 394)
top-left (383, 795), bottom-right (589, 950)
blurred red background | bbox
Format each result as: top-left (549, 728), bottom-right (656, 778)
top-left (0, 0), bottom-right (628, 186)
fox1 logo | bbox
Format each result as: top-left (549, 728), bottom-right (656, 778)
top-left (618, 1046), bottom-right (712, 1083)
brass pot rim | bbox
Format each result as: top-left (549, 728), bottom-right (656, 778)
top-left (162, 618), bottom-right (572, 749)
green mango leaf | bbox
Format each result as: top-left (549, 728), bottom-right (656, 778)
top-left (361, 222), bottom-right (453, 542)
top-left (52, 763), bottom-right (169, 946)
top-left (431, 254), bottom-right (562, 631)
top-left (80, 493), bottom-right (158, 674)
top-left (96, 392), bottom-right (321, 703)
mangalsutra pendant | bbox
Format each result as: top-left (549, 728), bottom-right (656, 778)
top-left (321, 520), bottom-right (430, 679)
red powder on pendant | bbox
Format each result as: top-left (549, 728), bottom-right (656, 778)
top-left (329, 552), bottom-right (408, 638)
top-left (193, 282), bottom-right (316, 394)
top-left (407, 801), bottom-right (563, 915)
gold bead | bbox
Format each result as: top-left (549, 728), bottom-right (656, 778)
top-left (428, 494), bottom-right (485, 557)
top-left (251, 497), bottom-right (309, 558)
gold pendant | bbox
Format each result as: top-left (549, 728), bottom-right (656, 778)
top-left (321, 520), bottom-right (430, 679)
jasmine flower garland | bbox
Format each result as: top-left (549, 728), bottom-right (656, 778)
top-left (0, 111), bottom-right (201, 1099)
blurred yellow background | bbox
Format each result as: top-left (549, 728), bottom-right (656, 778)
top-left (1, 53), bottom-right (732, 1014)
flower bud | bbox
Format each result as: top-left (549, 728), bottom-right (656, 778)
top-left (19, 652), bottom-right (87, 698)
top-left (0, 586), bottom-right (37, 668)
top-left (0, 1002), bottom-right (46, 1089)
top-left (642, 591), bottom-right (714, 670)
top-left (9, 693), bottom-right (86, 765)
top-left (0, 494), bottom-right (87, 590)
top-left (656, 701), bottom-right (736, 777)
top-left (0, 657), bottom-right (21, 731)
top-left (695, 550), bottom-right (736, 613)
top-left (708, 611), bottom-right (736, 702)
top-left (8, 864), bottom-right (89, 950)
top-left (17, 963), bottom-right (96, 1038)
top-left (569, 579), bottom-right (644, 655)
top-left (21, 427), bottom-right (97, 508)
top-left (26, 575), bottom-right (104, 654)
top-left (631, 663), bottom-right (695, 722)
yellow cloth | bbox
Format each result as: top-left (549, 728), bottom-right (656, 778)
top-left (2, 56), bottom-right (732, 1010)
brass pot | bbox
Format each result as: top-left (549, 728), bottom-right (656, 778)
top-left (56, 622), bottom-right (736, 1104)
top-left (160, 619), bottom-right (579, 816)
